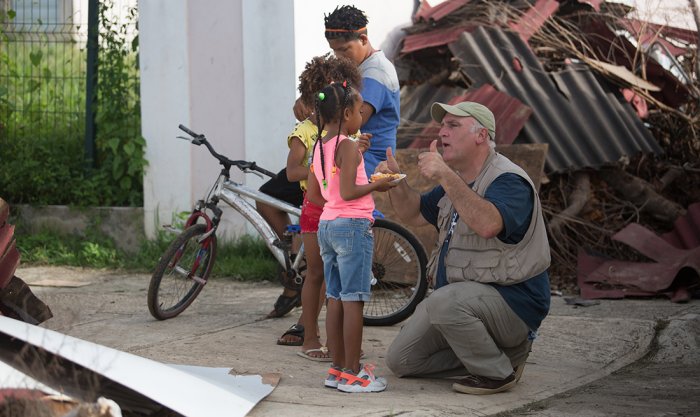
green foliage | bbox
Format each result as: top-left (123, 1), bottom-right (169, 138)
top-left (0, 9), bottom-right (16, 137)
top-left (18, 229), bottom-right (120, 268)
top-left (211, 235), bottom-right (279, 281)
top-left (1, 12), bottom-right (85, 142)
top-left (0, 135), bottom-right (109, 205)
top-left (16, 229), bottom-right (278, 281)
top-left (94, 1), bottom-right (146, 206)
top-left (0, 2), bottom-right (145, 207)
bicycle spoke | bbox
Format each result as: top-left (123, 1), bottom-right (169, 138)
top-left (364, 221), bottom-right (426, 324)
top-left (148, 224), bottom-right (216, 320)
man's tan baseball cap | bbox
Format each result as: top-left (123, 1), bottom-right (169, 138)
top-left (430, 101), bottom-right (496, 140)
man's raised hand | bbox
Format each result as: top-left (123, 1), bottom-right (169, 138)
top-left (429, 139), bottom-right (439, 153)
top-left (385, 147), bottom-right (401, 173)
top-left (418, 140), bottom-right (447, 181)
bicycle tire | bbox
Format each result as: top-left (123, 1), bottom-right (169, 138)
top-left (148, 224), bottom-right (217, 320)
top-left (364, 218), bottom-right (428, 326)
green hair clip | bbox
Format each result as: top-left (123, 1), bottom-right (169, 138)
top-left (318, 92), bottom-right (326, 101)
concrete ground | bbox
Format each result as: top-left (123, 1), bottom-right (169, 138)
top-left (14, 266), bottom-right (700, 416)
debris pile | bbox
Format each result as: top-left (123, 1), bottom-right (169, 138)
top-left (0, 197), bottom-right (52, 323)
top-left (393, 0), bottom-right (700, 298)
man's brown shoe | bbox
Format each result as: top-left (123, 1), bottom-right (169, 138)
top-left (452, 372), bottom-right (516, 395)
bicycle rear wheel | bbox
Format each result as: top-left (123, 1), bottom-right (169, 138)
top-left (148, 224), bottom-right (217, 320)
top-left (364, 218), bottom-right (428, 326)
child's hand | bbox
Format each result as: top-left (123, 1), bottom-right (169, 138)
top-left (358, 133), bottom-right (372, 153)
top-left (371, 176), bottom-right (398, 192)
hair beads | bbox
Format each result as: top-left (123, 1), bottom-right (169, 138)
top-left (313, 81), bottom-right (353, 190)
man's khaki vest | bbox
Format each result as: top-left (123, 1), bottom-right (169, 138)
top-left (425, 149), bottom-right (551, 286)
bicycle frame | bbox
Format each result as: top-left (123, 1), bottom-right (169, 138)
top-left (149, 124), bottom-right (429, 324)
top-left (213, 176), bottom-right (306, 274)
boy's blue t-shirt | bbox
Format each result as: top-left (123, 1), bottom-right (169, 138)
top-left (359, 50), bottom-right (400, 176)
top-left (419, 173), bottom-right (551, 332)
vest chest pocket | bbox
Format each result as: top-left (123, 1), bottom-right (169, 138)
top-left (445, 248), bottom-right (521, 284)
top-left (436, 197), bottom-right (451, 230)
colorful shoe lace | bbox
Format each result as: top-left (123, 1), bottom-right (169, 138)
top-left (324, 365), bottom-right (342, 388)
top-left (336, 363), bottom-right (387, 393)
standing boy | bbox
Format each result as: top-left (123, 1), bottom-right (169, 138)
top-left (323, 5), bottom-right (400, 177)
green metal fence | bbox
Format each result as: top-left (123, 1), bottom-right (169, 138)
top-left (0, 0), bottom-right (139, 164)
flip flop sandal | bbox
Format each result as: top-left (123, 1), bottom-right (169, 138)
top-left (297, 346), bottom-right (332, 362)
top-left (267, 291), bottom-right (302, 318)
top-left (295, 346), bottom-right (367, 361)
top-left (276, 323), bottom-right (304, 346)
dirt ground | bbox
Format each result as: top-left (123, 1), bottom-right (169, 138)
top-left (498, 362), bottom-right (700, 417)
top-left (8, 265), bottom-right (700, 416)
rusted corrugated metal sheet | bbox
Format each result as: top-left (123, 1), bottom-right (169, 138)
top-left (399, 84), bottom-right (467, 149)
top-left (400, 84), bottom-right (466, 125)
top-left (581, 18), bottom-right (691, 107)
top-left (663, 202), bottom-right (700, 250)
top-left (509, 0), bottom-right (559, 42)
top-left (578, 212), bottom-right (700, 303)
top-left (449, 26), bottom-right (662, 173)
top-left (414, 0), bottom-right (471, 23)
top-left (618, 19), bottom-right (693, 57)
top-left (399, 83), bottom-right (532, 149)
top-left (460, 84), bottom-right (532, 145)
top-left (401, 24), bottom-right (474, 54)
top-left (622, 18), bottom-right (698, 45)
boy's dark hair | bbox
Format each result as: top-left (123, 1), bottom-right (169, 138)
top-left (324, 5), bottom-right (368, 41)
top-left (298, 54), bottom-right (362, 108)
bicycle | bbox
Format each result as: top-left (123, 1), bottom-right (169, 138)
top-left (147, 124), bottom-right (428, 326)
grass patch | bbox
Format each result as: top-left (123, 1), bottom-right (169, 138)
top-left (15, 228), bottom-right (278, 282)
top-left (211, 235), bottom-right (279, 282)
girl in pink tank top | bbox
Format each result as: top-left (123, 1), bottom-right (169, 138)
top-left (306, 81), bottom-right (396, 393)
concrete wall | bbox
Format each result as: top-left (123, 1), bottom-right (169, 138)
top-left (139, 0), bottom-right (295, 240)
top-left (14, 205), bottom-right (144, 254)
top-left (138, 1), bottom-right (415, 242)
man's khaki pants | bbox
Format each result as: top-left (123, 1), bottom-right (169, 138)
top-left (386, 281), bottom-right (531, 380)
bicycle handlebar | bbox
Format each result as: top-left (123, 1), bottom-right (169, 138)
top-left (178, 124), bottom-right (277, 179)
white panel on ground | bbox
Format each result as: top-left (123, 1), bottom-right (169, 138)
top-left (0, 316), bottom-right (279, 417)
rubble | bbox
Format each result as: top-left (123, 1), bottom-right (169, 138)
top-left (392, 0), bottom-right (700, 296)
top-left (0, 198), bottom-right (52, 323)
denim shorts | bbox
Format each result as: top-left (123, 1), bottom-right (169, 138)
top-left (317, 218), bottom-right (373, 302)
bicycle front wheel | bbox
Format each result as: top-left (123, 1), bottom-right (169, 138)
top-left (147, 224), bottom-right (217, 320)
top-left (364, 218), bottom-right (428, 326)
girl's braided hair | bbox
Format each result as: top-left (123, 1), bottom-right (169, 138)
top-left (298, 54), bottom-right (362, 109)
top-left (313, 81), bottom-right (358, 189)
top-left (324, 5), bottom-right (368, 41)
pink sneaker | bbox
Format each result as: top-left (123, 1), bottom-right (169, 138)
top-left (324, 365), bottom-right (342, 388)
top-left (336, 364), bottom-right (387, 393)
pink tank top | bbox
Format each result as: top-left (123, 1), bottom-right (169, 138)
top-left (312, 135), bottom-right (375, 221)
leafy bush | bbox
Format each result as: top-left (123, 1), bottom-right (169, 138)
top-left (0, 135), bottom-right (110, 205)
top-left (94, 1), bottom-right (146, 206)
top-left (0, 2), bottom-right (145, 207)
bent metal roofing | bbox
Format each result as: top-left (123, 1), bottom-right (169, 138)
top-left (400, 83), bottom-right (532, 149)
top-left (448, 26), bottom-right (662, 173)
